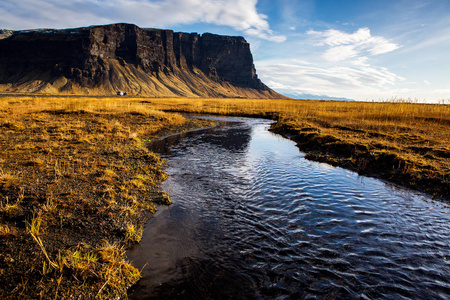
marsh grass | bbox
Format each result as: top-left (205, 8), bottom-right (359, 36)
top-left (0, 95), bottom-right (447, 299)
top-left (0, 169), bottom-right (21, 190)
top-left (0, 224), bottom-right (16, 236)
top-left (0, 197), bottom-right (23, 217)
top-left (125, 224), bottom-right (144, 244)
top-left (0, 95), bottom-right (213, 299)
top-left (142, 97), bottom-right (450, 199)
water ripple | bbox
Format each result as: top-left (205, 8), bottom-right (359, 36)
top-left (128, 117), bottom-right (450, 299)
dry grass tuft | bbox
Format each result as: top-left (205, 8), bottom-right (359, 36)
top-left (124, 224), bottom-right (144, 244)
top-left (96, 241), bottom-right (141, 296)
top-left (0, 169), bottom-right (21, 190)
top-left (0, 187), bottom-right (24, 217)
top-left (0, 224), bottom-right (17, 236)
top-left (26, 212), bottom-right (45, 236)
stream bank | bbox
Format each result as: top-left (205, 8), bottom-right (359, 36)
top-left (0, 97), bottom-right (213, 299)
top-left (269, 121), bottom-right (449, 201)
top-left (128, 116), bottom-right (450, 299)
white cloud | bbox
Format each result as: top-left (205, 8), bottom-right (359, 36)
top-left (258, 56), bottom-right (446, 102)
top-left (308, 27), bottom-right (401, 62)
top-left (255, 59), bottom-right (405, 100)
top-left (0, 0), bottom-right (285, 42)
top-left (322, 45), bottom-right (358, 62)
top-left (254, 27), bottom-right (406, 100)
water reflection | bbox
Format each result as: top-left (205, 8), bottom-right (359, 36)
top-left (149, 121), bottom-right (252, 154)
top-left (128, 117), bottom-right (450, 299)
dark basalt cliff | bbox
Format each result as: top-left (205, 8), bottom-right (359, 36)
top-left (0, 23), bottom-right (284, 98)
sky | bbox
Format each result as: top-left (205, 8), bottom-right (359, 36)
top-left (1, 0), bottom-right (450, 102)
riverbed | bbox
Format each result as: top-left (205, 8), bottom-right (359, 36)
top-left (128, 117), bottom-right (450, 299)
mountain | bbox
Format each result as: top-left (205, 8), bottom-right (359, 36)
top-left (282, 92), bottom-right (356, 102)
top-left (0, 23), bottom-right (285, 98)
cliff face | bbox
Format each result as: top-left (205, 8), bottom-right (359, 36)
top-left (0, 23), bottom-right (283, 98)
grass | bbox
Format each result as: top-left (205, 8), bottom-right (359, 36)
top-left (25, 212), bottom-right (44, 236)
top-left (125, 224), bottom-right (144, 244)
top-left (0, 94), bottom-right (448, 299)
top-left (0, 224), bottom-right (16, 236)
top-left (0, 169), bottom-right (21, 190)
top-left (139, 97), bottom-right (449, 199)
top-left (0, 95), bottom-right (213, 299)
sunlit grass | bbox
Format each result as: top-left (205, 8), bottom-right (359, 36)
top-left (0, 224), bottom-right (16, 236)
top-left (141, 97), bottom-right (449, 199)
top-left (125, 224), bottom-right (143, 244)
top-left (26, 212), bottom-right (45, 236)
top-left (0, 169), bottom-right (22, 190)
top-left (0, 94), bottom-right (447, 299)
top-left (0, 95), bottom-right (210, 299)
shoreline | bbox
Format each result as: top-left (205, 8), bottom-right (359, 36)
top-left (269, 122), bottom-right (449, 202)
top-left (0, 97), bottom-right (214, 299)
top-left (146, 98), bottom-right (448, 202)
top-left (0, 96), bottom-right (448, 299)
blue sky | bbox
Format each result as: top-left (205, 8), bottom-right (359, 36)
top-left (1, 0), bottom-right (450, 102)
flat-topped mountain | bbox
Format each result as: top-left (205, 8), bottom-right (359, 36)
top-left (0, 23), bottom-right (284, 98)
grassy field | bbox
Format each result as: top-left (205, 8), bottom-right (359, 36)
top-left (0, 96), bottom-right (212, 299)
top-left (0, 95), bottom-right (448, 299)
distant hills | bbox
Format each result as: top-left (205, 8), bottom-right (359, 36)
top-left (282, 92), bottom-right (356, 102)
top-left (0, 23), bottom-right (285, 98)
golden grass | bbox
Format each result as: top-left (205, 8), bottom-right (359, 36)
top-left (0, 169), bottom-right (21, 190)
top-left (0, 95), bottom-right (213, 299)
top-left (0, 94), bottom-right (448, 299)
top-left (139, 97), bottom-right (450, 199)
top-left (26, 212), bottom-right (44, 236)
top-left (0, 224), bottom-right (16, 236)
top-left (125, 224), bottom-right (144, 244)
top-left (34, 240), bottom-right (141, 298)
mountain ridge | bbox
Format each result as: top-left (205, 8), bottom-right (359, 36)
top-left (0, 23), bottom-right (285, 98)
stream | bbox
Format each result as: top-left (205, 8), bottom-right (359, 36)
top-left (128, 117), bottom-right (450, 299)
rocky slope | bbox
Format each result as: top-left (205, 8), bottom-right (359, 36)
top-left (0, 23), bottom-right (284, 98)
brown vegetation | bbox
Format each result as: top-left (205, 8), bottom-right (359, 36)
top-left (0, 96), bottom-right (212, 299)
top-left (0, 95), bottom-right (448, 299)
top-left (142, 97), bottom-right (450, 200)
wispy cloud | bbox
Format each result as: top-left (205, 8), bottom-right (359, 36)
top-left (252, 27), bottom-right (405, 100)
top-left (255, 59), bottom-right (405, 100)
top-left (322, 45), bottom-right (358, 62)
top-left (308, 27), bottom-right (401, 62)
top-left (0, 0), bottom-right (285, 42)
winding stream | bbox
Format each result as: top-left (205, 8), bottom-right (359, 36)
top-left (128, 117), bottom-right (450, 299)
